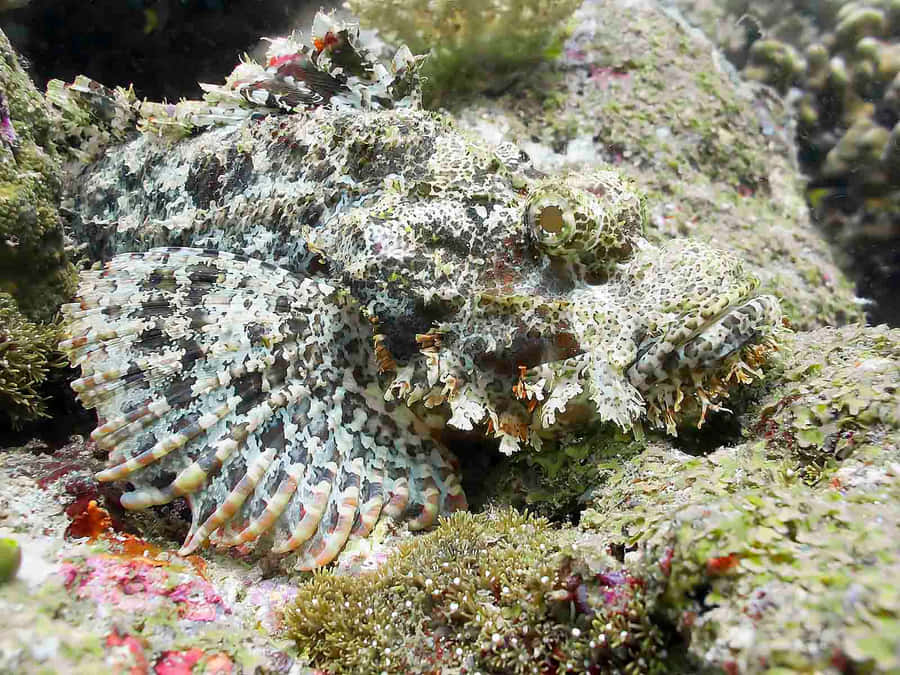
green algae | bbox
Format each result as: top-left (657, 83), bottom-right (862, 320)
top-left (0, 292), bottom-right (64, 428)
top-left (750, 324), bottom-right (900, 465)
top-left (1, 572), bottom-right (108, 672)
top-left (582, 440), bottom-right (900, 672)
top-left (574, 324), bottom-right (900, 673)
top-left (0, 538), bottom-right (20, 583)
top-left (476, 428), bottom-right (647, 523)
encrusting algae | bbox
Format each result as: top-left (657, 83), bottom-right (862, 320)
top-left (0, 28), bottom-right (75, 324)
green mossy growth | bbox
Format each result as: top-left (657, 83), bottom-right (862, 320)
top-left (0, 28), bottom-right (76, 322)
top-left (0, 292), bottom-right (64, 428)
top-left (478, 428), bottom-right (646, 522)
top-left (583, 440), bottom-right (900, 673)
top-left (286, 509), bottom-right (682, 674)
top-left (749, 324), bottom-right (900, 465)
top-left (347, 0), bottom-right (581, 108)
top-left (577, 325), bottom-right (900, 673)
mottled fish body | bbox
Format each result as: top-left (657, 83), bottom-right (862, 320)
top-left (59, 13), bottom-right (782, 568)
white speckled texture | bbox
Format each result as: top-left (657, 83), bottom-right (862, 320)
top-left (58, 13), bottom-right (781, 567)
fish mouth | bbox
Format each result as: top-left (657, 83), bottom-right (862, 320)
top-left (629, 295), bottom-right (780, 386)
top-left (474, 332), bottom-right (584, 378)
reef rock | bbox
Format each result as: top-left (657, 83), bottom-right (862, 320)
top-left (0, 28), bottom-right (74, 323)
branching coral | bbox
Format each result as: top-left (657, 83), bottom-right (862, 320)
top-left (347, 0), bottom-right (581, 106)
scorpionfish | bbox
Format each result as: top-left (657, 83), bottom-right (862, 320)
top-left (55, 13), bottom-right (781, 570)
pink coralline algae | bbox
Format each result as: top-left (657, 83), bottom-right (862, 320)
top-left (595, 568), bottom-right (647, 608)
top-left (105, 633), bottom-right (235, 675)
top-left (588, 65), bottom-right (631, 88)
top-left (61, 554), bottom-right (227, 622)
top-left (106, 629), bottom-right (150, 674)
top-left (154, 648), bottom-right (233, 675)
top-left (658, 546), bottom-right (675, 577)
top-left (154, 648), bottom-right (204, 674)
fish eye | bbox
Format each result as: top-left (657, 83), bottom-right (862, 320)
top-left (526, 194), bottom-right (580, 256)
top-left (525, 171), bottom-right (645, 272)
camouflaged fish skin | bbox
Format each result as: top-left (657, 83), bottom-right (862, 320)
top-left (60, 15), bottom-right (781, 568)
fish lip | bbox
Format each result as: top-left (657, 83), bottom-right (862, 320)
top-left (632, 294), bottom-right (754, 364)
top-left (473, 332), bottom-right (584, 377)
top-left (627, 293), bottom-right (778, 390)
